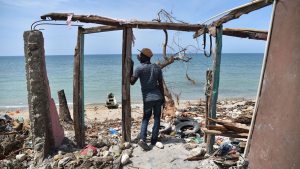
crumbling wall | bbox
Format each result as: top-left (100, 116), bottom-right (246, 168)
top-left (24, 30), bottom-right (64, 162)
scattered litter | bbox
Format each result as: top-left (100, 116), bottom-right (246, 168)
top-left (155, 142), bottom-right (164, 149)
top-left (109, 128), bottom-right (118, 135)
top-left (80, 145), bottom-right (97, 157)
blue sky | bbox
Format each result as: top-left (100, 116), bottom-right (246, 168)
top-left (0, 0), bottom-right (272, 56)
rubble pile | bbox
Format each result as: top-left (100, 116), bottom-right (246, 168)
top-left (0, 114), bottom-right (32, 168)
top-left (0, 99), bottom-right (255, 169)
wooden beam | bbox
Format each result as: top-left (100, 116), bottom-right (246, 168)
top-left (205, 69), bottom-right (212, 142)
top-left (83, 25), bottom-right (122, 34)
top-left (207, 125), bottom-right (228, 132)
top-left (222, 28), bottom-right (267, 40)
top-left (212, 0), bottom-right (273, 27)
top-left (208, 117), bottom-right (250, 133)
top-left (207, 25), bottom-right (222, 154)
top-left (194, 0), bottom-right (273, 38)
top-left (73, 27), bottom-right (85, 147)
top-left (121, 28), bottom-right (133, 142)
top-left (203, 128), bottom-right (248, 139)
top-left (198, 27), bottom-right (268, 40)
top-left (41, 13), bottom-right (204, 32)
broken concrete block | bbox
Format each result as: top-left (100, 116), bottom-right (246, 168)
top-left (121, 153), bottom-right (130, 165)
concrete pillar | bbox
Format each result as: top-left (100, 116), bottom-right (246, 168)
top-left (23, 30), bottom-right (64, 162)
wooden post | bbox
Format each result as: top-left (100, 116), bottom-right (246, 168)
top-left (121, 28), bottom-right (133, 142)
top-left (207, 25), bottom-right (223, 154)
top-left (58, 89), bottom-right (72, 123)
top-left (73, 27), bottom-right (85, 147)
top-left (205, 69), bottom-right (212, 143)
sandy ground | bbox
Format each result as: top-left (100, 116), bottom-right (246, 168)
top-left (0, 100), bottom-right (202, 122)
top-left (0, 103), bottom-right (137, 122)
top-left (125, 140), bottom-right (218, 169)
top-left (1, 99), bottom-right (252, 169)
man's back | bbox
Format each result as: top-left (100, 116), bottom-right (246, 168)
top-left (134, 63), bottom-right (163, 102)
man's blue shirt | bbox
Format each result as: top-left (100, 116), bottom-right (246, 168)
top-left (133, 63), bottom-right (163, 102)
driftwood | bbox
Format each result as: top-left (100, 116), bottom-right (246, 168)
top-left (41, 13), bottom-right (204, 32)
top-left (208, 118), bottom-right (249, 133)
top-left (184, 148), bottom-right (207, 161)
top-left (203, 128), bottom-right (248, 139)
top-left (234, 114), bottom-right (252, 125)
top-left (207, 125), bottom-right (228, 132)
top-left (194, 0), bottom-right (273, 38)
top-left (184, 155), bottom-right (207, 161)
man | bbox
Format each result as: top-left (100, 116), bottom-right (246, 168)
top-left (130, 48), bottom-right (165, 151)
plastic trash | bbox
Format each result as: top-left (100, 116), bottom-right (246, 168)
top-left (109, 128), bottom-right (118, 135)
top-left (80, 144), bottom-right (97, 157)
top-left (193, 133), bottom-right (204, 144)
top-left (17, 116), bottom-right (24, 123)
top-left (218, 141), bottom-right (234, 156)
top-left (0, 114), bottom-right (12, 121)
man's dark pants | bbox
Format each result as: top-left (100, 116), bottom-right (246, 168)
top-left (140, 100), bottom-right (163, 145)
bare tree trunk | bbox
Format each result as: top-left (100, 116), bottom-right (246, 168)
top-left (162, 78), bottom-right (174, 106)
top-left (160, 29), bottom-right (176, 117)
top-left (58, 89), bottom-right (73, 123)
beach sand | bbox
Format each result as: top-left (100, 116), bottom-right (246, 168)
top-left (0, 98), bottom-right (254, 169)
top-left (0, 100), bottom-right (205, 122)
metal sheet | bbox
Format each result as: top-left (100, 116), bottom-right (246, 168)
top-left (248, 0), bottom-right (300, 168)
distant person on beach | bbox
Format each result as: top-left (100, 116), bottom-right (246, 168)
top-left (130, 48), bottom-right (165, 151)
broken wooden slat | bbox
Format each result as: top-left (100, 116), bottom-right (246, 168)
top-left (207, 27), bottom-right (268, 40)
top-left (58, 89), bottom-right (73, 123)
top-left (207, 25), bottom-right (223, 154)
top-left (184, 155), bottom-right (207, 161)
top-left (83, 25), bottom-right (122, 34)
top-left (121, 28), bottom-right (133, 142)
top-left (212, 0), bottom-right (273, 27)
top-left (207, 125), bottom-right (228, 132)
top-left (205, 69), bottom-right (212, 142)
top-left (194, 0), bottom-right (273, 38)
top-left (233, 114), bottom-right (252, 125)
top-left (0, 131), bottom-right (18, 135)
top-left (41, 13), bottom-right (204, 32)
top-left (208, 118), bottom-right (250, 133)
top-left (223, 28), bottom-right (268, 40)
top-left (203, 128), bottom-right (248, 139)
top-left (73, 27), bottom-right (85, 147)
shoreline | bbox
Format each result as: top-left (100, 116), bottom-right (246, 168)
top-left (0, 98), bottom-right (256, 122)
top-left (0, 97), bottom-right (256, 110)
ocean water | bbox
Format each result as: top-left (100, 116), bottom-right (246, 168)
top-left (0, 53), bottom-right (263, 108)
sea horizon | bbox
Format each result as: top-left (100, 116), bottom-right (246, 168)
top-left (0, 53), bottom-right (263, 108)
top-left (0, 52), bottom-right (264, 57)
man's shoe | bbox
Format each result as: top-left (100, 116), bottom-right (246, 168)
top-left (138, 140), bottom-right (150, 151)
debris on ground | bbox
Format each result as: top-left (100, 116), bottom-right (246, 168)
top-left (0, 99), bottom-right (254, 169)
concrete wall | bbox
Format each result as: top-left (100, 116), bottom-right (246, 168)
top-left (24, 30), bottom-right (64, 161)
